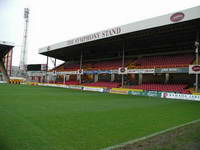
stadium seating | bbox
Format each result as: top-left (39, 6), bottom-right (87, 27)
top-left (92, 59), bottom-right (134, 70)
top-left (83, 82), bottom-right (121, 88)
top-left (57, 54), bottom-right (195, 71)
top-left (92, 60), bottom-right (122, 70)
top-left (51, 53), bottom-right (195, 71)
top-left (64, 81), bottom-right (80, 85)
top-left (64, 63), bottom-right (80, 71)
top-left (128, 83), bottom-right (190, 94)
top-left (135, 54), bottom-right (194, 68)
top-left (63, 60), bottom-right (123, 71)
top-left (47, 53), bottom-right (195, 94)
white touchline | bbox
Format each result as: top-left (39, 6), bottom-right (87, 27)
top-left (101, 118), bottom-right (200, 150)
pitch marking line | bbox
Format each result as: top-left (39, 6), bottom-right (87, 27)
top-left (101, 118), bottom-right (200, 150)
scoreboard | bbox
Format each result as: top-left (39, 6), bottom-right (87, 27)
top-left (27, 64), bottom-right (47, 71)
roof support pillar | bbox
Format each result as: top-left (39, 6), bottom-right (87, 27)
top-left (79, 50), bottom-right (83, 84)
top-left (195, 29), bottom-right (199, 92)
top-left (94, 74), bottom-right (98, 82)
top-left (63, 75), bottom-right (66, 85)
top-left (165, 73), bottom-right (169, 84)
top-left (121, 41), bottom-right (125, 88)
top-left (111, 74), bottom-right (115, 82)
top-left (54, 58), bottom-right (56, 84)
top-left (46, 56), bottom-right (49, 83)
top-left (138, 74), bottom-right (143, 85)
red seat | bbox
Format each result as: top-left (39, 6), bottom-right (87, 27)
top-left (64, 81), bottom-right (80, 85)
top-left (135, 54), bottom-right (194, 68)
top-left (128, 83), bottom-right (190, 94)
top-left (83, 82), bottom-right (120, 88)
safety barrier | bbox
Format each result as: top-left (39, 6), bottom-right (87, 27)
top-left (23, 82), bottom-right (200, 102)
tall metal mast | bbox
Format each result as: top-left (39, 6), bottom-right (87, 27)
top-left (19, 8), bottom-right (29, 72)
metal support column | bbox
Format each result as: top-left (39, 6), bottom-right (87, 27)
top-left (63, 75), bottom-right (66, 84)
top-left (195, 29), bottom-right (199, 92)
top-left (46, 56), bottom-right (49, 83)
top-left (54, 58), bottom-right (56, 84)
top-left (121, 42), bottom-right (125, 88)
top-left (79, 50), bottom-right (83, 84)
top-left (165, 73), bottom-right (169, 84)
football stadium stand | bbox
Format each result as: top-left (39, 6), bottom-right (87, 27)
top-left (36, 6), bottom-right (200, 94)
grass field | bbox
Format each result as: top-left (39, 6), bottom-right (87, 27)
top-left (0, 84), bottom-right (200, 150)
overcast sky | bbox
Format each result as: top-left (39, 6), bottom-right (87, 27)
top-left (1, 0), bottom-right (199, 67)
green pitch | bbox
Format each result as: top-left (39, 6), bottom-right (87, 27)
top-left (0, 84), bottom-right (200, 150)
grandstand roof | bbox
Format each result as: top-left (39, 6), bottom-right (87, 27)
top-left (39, 6), bottom-right (200, 61)
top-left (0, 41), bottom-right (15, 58)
